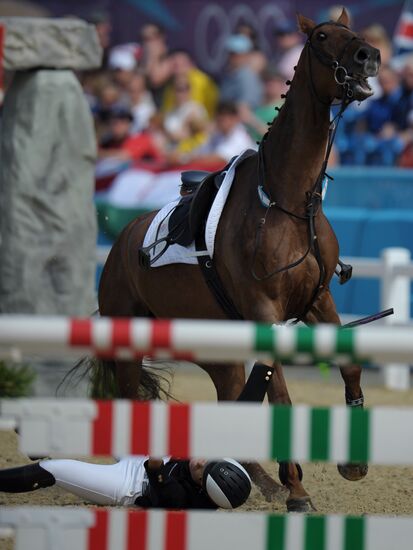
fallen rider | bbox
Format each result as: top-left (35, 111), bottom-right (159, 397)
top-left (0, 362), bottom-right (274, 509)
top-left (0, 455), bottom-right (251, 509)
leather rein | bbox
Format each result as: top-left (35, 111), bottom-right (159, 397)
top-left (251, 22), bottom-right (359, 322)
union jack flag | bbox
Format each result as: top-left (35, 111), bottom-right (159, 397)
top-left (393, 0), bottom-right (413, 60)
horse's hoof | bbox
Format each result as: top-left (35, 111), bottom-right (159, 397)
top-left (337, 462), bottom-right (368, 481)
top-left (286, 496), bottom-right (316, 513)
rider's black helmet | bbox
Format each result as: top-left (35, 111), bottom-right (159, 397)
top-left (202, 458), bottom-right (251, 509)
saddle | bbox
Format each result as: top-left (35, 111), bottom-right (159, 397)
top-left (168, 169), bottom-right (226, 247)
top-left (138, 150), bottom-right (256, 269)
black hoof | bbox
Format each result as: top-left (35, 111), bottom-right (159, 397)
top-left (286, 496), bottom-right (316, 513)
top-left (337, 462), bottom-right (368, 481)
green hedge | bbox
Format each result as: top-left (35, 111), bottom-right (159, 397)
top-left (0, 361), bottom-right (35, 397)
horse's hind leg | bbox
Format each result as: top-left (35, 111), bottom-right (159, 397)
top-left (267, 361), bottom-right (314, 512)
top-left (305, 289), bottom-right (368, 482)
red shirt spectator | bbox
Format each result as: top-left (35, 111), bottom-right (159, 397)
top-left (99, 106), bottom-right (163, 163)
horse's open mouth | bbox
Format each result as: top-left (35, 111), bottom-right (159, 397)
top-left (351, 76), bottom-right (373, 99)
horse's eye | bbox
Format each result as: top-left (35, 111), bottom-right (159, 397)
top-left (317, 32), bottom-right (327, 41)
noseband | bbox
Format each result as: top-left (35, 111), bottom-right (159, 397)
top-left (307, 22), bottom-right (360, 102)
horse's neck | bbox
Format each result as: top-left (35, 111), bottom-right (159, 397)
top-left (263, 58), bottom-right (331, 210)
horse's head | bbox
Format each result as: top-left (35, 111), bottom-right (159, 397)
top-left (297, 8), bottom-right (381, 102)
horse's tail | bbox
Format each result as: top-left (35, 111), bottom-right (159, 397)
top-left (58, 357), bottom-right (173, 400)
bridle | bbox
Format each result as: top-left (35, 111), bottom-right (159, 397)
top-left (307, 21), bottom-right (361, 104)
top-left (251, 21), bottom-right (364, 322)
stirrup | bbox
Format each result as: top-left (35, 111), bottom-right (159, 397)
top-left (335, 259), bottom-right (352, 285)
top-left (138, 247), bottom-right (151, 270)
top-left (138, 237), bottom-right (171, 270)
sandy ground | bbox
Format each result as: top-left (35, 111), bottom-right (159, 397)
top-left (1, 366), bottom-right (413, 548)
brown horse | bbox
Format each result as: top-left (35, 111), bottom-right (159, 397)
top-left (97, 10), bottom-right (380, 511)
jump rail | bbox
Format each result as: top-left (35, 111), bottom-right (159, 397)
top-left (1, 507), bottom-right (413, 550)
top-left (1, 315), bottom-right (413, 364)
top-left (1, 399), bottom-right (412, 464)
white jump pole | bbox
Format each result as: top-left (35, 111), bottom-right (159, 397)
top-left (381, 247), bottom-right (411, 390)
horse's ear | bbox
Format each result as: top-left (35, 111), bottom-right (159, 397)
top-left (336, 7), bottom-right (351, 28)
top-left (296, 13), bottom-right (316, 36)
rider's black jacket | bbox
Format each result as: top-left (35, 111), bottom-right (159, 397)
top-left (134, 459), bottom-right (216, 509)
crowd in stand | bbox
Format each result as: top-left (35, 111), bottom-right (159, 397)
top-left (82, 9), bottom-right (413, 174)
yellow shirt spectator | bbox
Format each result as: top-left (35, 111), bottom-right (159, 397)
top-left (162, 67), bottom-right (219, 118)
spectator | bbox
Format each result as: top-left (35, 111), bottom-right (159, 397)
top-left (220, 35), bottom-right (263, 109)
top-left (98, 106), bottom-right (164, 164)
top-left (235, 21), bottom-right (267, 74)
top-left (394, 56), bottom-right (413, 166)
top-left (176, 101), bottom-right (255, 165)
top-left (239, 68), bottom-right (287, 141)
top-left (271, 20), bottom-right (303, 81)
top-left (392, 55), bottom-right (413, 132)
top-left (79, 10), bottom-right (112, 112)
top-left (139, 23), bottom-right (172, 107)
top-left (338, 65), bottom-right (405, 165)
top-left (127, 72), bottom-right (156, 133)
top-left (87, 9), bottom-right (112, 53)
top-left (93, 80), bottom-right (125, 139)
top-left (163, 75), bottom-right (209, 152)
top-left (162, 49), bottom-right (219, 118)
top-left (108, 43), bottom-right (141, 92)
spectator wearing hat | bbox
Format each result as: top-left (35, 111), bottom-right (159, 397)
top-left (162, 49), bottom-right (219, 118)
top-left (98, 106), bottom-right (164, 165)
top-left (271, 20), bottom-right (304, 81)
top-left (108, 43), bottom-right (141, 90)
top-left (219, 34), bottom-right (264, 110)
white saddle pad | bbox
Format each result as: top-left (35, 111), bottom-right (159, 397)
top-left (143, 152), bottom-right (248, 267)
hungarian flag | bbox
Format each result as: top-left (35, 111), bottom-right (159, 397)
top-left (393, 0), bottom-right (413, 65)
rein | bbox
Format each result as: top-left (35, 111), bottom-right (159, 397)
top-left (251, 21), bottom-right (357, 321)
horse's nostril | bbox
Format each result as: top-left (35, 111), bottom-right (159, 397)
top-left (354, 47), bottom-right (370, 64)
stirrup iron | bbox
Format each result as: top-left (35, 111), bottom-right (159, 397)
top-left (335, 259), bottom-right (352, 285)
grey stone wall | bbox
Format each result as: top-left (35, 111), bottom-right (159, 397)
top-left (0, 70), bottom-right (97, 315)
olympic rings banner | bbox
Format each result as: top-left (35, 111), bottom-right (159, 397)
top-left (34, 0), bottom-right (404, 75)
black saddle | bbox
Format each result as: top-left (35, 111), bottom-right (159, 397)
top-left (168, 169), bottom-right (226, 247)
top-left (180, 170), bottom-right (211, 195)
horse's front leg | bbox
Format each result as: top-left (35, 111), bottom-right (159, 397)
top-left (200, 361), bottom-right (287, 504)
top-left (305, 289), bottom-right (368, 481)
top-left (267, 361), bottom-right (314, 512)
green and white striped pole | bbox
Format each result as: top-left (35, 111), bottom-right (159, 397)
top-left (1, 399), bottom-right (412, 464)
top-left (1, 508), bottom-right (413, 550)
top-left (1, 315), bottom-right (413, 364)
